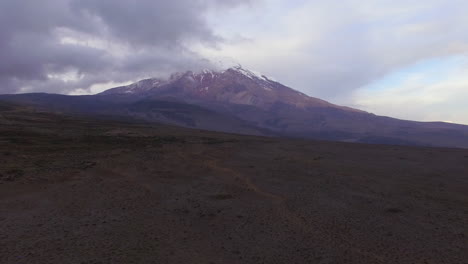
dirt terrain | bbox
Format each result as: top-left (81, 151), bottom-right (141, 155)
top-left (1, 105), bottom-right (467, 263)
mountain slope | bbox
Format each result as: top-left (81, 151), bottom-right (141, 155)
top-left (101, 67), bottom-right (360, 111)
top-left (1, 66), bottom-right (468, 148)
top-left (0, 93), bottom-right (269, 136)
top-left (99, 66), bottom-right (468, 148)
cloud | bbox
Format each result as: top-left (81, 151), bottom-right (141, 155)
top-left (1, 0), bottom-right (467, 125)
top-left (352, 56), bottom-right (468, 124)
top-left (0, 0), bottom-right (252, 94)
top-left (201, 0), bottom-right (468, 102)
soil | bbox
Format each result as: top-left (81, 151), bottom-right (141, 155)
top-left (1, 108), bottom-right (467, 263)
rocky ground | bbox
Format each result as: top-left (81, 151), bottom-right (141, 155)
top-left (1, 105), bottom-right (467, 263)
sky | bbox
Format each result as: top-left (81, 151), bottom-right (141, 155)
top-left (1, 0), bottom-right (468, 124)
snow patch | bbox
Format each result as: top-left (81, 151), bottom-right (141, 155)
top-left (233, 66), bottom-right (257, 80)
top-left (230, 66), bottom-right (278, 91)
top-left (260, 83), bottom-right (273, 91)
top-left (202, 69), bottom-right (215, 79)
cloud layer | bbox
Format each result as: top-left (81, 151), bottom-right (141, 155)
top-left (0, 0), bottom-right (251, 94)
top-left (204, 0), bottom-right (468, 98)
top-left (1, 0), bottom-right (467, 124)
top-left (198, 0), bottom-right (468, 123)
top-left (353, 56), bottom-right (468, 124)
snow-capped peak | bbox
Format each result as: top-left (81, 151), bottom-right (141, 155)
top-left (228, 66), bottom-right (275, 91)
top-left (231, 66), bottom-right (261, 80)
top-left (101, 66), bottom-right (280, 95)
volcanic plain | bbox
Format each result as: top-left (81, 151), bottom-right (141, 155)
top-left (1, 104), bottom-right (467, 264)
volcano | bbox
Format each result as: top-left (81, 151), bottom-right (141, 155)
top-left (1, 66), bottom-right (468, 148)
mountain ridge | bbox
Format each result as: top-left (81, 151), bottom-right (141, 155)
top-left (1, 66), bottom-right (468, 148)
top-left (100, 66), bottom-right (365, 113)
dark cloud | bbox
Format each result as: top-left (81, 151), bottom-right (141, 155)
top-left (0, 0), bottom-right (251, 94)
top-left (72, 0), bottom-right (217, 47)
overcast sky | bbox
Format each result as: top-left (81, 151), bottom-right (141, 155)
top-left (1, 0), bottom-right (468, 124)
